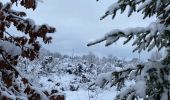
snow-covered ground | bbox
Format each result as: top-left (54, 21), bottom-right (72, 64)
top-left (37, 73), bottom-right (117, 100)
top-left (16, 53), bottom-right (140, 100)
top-left (65, 88), bottom-right (117, 100)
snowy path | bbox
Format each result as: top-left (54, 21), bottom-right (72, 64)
top-left (64, 88), bottom-right (117, 100)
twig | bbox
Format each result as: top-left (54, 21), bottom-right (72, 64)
top-left (1, 51), bottom-right (32, 85)
top-left (4, 31), bottom-right (38, 56)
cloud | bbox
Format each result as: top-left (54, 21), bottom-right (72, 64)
top-left (11, 0), bottom-right (156, 60)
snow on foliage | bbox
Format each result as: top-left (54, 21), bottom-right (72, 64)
top-left (149, 50), bottom-right (162, 61)
top-left (88, 0), bottom-right (170, 99)
top-left (95, 72), bottom-right (113, 88)
top-left (88, 0), bottom-right (170, 53)
top-left (88, 22), bottom-right (165, 52)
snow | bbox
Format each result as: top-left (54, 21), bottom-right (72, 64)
top-left (119, 86), bottom-right (133, 99)
top-left (95, 72), bottom-right (112, 87)
top-left (65, 88), bottom-right (116, 100)
top-left (88, 20), bottom-right (168, 53)
top-left (107, 3), bottom-right (120, 15)
top-left (15, 53), bottom-right (140, 100)
top-left (1, 91), bottom-right (16, 100)
top-left (149, 22), bottom-right (158, 36)
top-left (36, 73), bottom-right (117, 100)
top-left (30, 85), bottom-right (49, 100)
top-left (165, 5), bottom-right (170, 12)
top-left (0, 40), bottom-right (21, 56)
top-left (2, 0), bottom-right (168, 99)
top-left (149, 50), bottom-right (162, 61)
top-left (26, 18), bottom-right (35, 28)
top-left (134, 80), bottom-right (146, 98)
top-left (137, 0), bottom-right (152, 11)
top-left (14, 48), bottom-right (169, 100)
top-left (156, 0), bottom-right (161, 11)
top-left (105, 36), bottom-right (119, 46)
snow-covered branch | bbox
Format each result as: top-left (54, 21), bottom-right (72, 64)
top-left (97, 0), bottom-right (169, 22)
top-left (88, 22), bottom-right (168, 52)
top-left (89, 0), bottom-right (170, 53)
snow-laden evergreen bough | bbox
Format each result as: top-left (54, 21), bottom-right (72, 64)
top-left (88, 0), bottom-right (170, 100)
top-left (0, 0), bottom-right (64, 100)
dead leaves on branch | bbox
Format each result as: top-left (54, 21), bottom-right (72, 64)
top-left (11, 0), bottom-right (37, 10)
top-left (0, 0), bottom-right (63, 100)
top-left (0, 0), bottom-right (56, 61)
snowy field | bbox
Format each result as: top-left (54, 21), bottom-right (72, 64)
top-left (37, 73), bottom-right (117, 100)
top-left (64, 88), bottom-right (116, 100)
top-left (16, 53), bottom-right (142, 100)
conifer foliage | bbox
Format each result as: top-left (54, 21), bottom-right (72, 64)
top-left (88, 0), bottom-right (170, 100)
top-left (0, 0), bottom-right (64, 99)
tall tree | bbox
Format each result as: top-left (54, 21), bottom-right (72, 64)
top-left (0, 0), bottom-right (63, 99)
top-left (88, 0), bottom-right (170, 99)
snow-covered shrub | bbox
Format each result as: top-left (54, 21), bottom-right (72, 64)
top-left (114, 59), bottom-right (125, 68)
top-left (66, 64), bottom-right (74, 74)
top-left (41, 56), bottom-right (54, 73)
top-left (80, 74), bottom-right (91, 83)
top-left (69, 84), bottom-right (79, 91)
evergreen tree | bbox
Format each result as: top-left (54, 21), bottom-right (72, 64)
top-left (88, 0), bottom-right (170, 99)
top-left (0, 0), bottom-right (64, 99)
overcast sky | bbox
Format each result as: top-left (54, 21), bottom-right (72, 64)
top-left (11, 0), bottom-right (156, 60)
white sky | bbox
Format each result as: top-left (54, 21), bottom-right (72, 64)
top-left (8, 0), bottom-right (156, 60)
